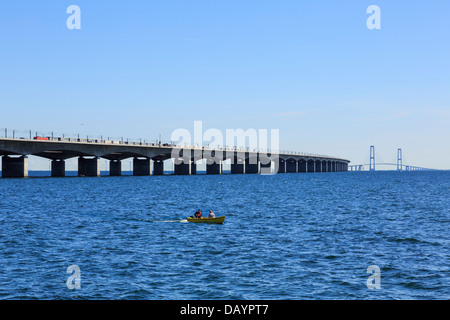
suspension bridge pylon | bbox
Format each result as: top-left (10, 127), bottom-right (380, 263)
top-left (397, 148), bottom-right (403, 171)
top-left (369, 145), bottom-right (375, 171)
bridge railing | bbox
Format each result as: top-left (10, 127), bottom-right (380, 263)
top-left (0, 128), bottom-right (337, 160)
top-left (0, 127), bottom-right (173, 147)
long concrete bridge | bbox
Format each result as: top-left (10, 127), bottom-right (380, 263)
top-left (0, 137), bottom-right (350, 178)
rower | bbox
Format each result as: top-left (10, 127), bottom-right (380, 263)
top-left (208, 210), bottom-right (215, 218)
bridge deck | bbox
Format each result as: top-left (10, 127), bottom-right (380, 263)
top-left (0, 138), bottom-right (350, 177)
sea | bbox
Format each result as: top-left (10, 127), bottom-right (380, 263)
top-left (0, 171), bottom-right (448, 300)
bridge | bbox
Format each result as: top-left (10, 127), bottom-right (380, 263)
top-left (348, 146), bottom-right (438, 172)
top-left (0, 134), bottom-right (350, 178)
top-left (349, 163), bottom-right (433, 171)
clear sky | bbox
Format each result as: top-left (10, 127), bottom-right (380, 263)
top-left (1, 0), bottom-right (449, 169)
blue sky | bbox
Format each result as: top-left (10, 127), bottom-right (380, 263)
top-left (1, 0), bottom-right (449, 169)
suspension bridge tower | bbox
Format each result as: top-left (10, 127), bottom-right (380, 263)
top-left (369, 145), bottom-right (376, 171)
top-left (397, 148), bottom-right (403, 171)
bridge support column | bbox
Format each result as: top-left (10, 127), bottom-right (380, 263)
top-left (298, 160), bottom-right (307, 173)
top-left (306, 160), bottom-right (314, 173)
top-left (133, 157), bottom-right (152, 176)
top-left (315, 161), bottom-right (322, 173)
top-left (260, 162), bottom-right (271, 175)
top-left (51, 159), bottom-right (65, 177)
top-left (231, 163), bottom-right (244, 174)
top-left (110, 160), bottom-right (121, 176)
top-left (78, 157), bottom-right (100, 177)
top-left (174, 161), bottom-right (193, 175)
top-left (206, 161), bottom-right (222, 175)
top-left (245, 158), bottom-right (259, 174)
top-left (153, 160), bottom-right (164, 175)
top-left (277, 159), bottom-right (286, 174)
top-left (230, 156), bottom-right (245, 174)
top-left (1, 155), bottom-right (29, 178)
top-left (286, 160), bottom-right (297, 173)
top-left (258, 154), bottom-right (273, 175)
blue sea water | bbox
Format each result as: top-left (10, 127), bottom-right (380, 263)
top-left (0, 171), bottom-right (449, 300)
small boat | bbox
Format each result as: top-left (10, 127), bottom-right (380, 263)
top-left (186, 216), bottom-right (225, 224)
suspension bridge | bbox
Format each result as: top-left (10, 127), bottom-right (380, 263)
top-left (348, 146), bottom-right (439, 172)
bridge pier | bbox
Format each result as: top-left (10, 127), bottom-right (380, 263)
top-left (245, 157), bottom-right (259, 174)
top-left (286, 159), bottom-right (297, 173)
top-left (78, 156), bottom-right (100, 177)
top-left (51, 159), bottom-right (65, 177)
top-left (1, 155), bottom-right (29, 178)
top-left (258, 154), bottom-right (272, 175)
top-left (307, 160), bottom-right (315, 173)
top-left (230, 155), bottom-right (245, 174)
top-left (315, 160), bottom-right (322, 173)
top-left (231, 163), bottom-right (244, 174)
top-left (133, 157), bottom-right (152, 176)
top-left (206, 161), bottom-right (222, 175)
top-left (298, 160), bottom-right (307, 173)
top-left (174, 161), bottom-right (194, 175)
top-left (153, 160), bottom-right (164, 175)
top-left (277, 159), bottom-right (286, 174)
top-left (110, 160), bottom-right (122, 176)
top-left (259, 161), bottom-right (271, 175)
top-left (260, 162), bottom-right (271, 174)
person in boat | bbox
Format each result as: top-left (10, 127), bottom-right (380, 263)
top-left (208, 210), bottom-right (215, 218)
top-left (194, 209), bottom-right (202, 219)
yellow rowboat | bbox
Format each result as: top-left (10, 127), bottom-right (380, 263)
top-left (186, 216), bottom-right (225, 224)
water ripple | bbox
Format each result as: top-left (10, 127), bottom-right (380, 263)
top-left (0, 172), bottom-right (449, 299)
